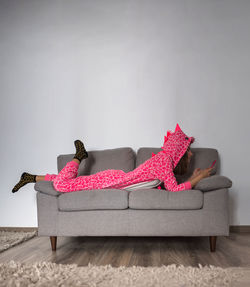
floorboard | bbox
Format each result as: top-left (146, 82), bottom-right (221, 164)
top-left (0, 232), bottom-right (249, 267)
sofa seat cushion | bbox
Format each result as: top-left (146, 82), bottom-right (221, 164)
top-left (58, 189), bottom-right (128, 211)
top-left (129, 189), bottom-right (203, 210)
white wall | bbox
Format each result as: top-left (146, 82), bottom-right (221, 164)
top-left (0, 0), bottom-right (249, 227)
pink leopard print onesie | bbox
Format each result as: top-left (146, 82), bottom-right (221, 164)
top-left (45, 124), bottom-right (194, 193)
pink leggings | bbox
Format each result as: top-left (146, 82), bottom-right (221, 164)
top-left (45, 160), bottom-right (127, 192)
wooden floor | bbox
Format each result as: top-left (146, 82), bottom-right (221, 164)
top-left (0, 232), bottom-right (250, 268)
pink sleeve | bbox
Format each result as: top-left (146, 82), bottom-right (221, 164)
top-left (184, 181), bottom-right (192, 190)
top-left (163, 172), bottom-right (192, 192)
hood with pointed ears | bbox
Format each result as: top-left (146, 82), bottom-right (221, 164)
top-left (161, 123), bottom-right (195, 169)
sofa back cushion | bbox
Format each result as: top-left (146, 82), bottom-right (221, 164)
top-left (57, 147), bottom-right (135, 175)
top-left (136, 147), bottom-right (219, 184)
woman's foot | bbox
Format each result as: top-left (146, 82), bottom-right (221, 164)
top-left (12, 172), bottom-right (37, 193)
top-left (73, 140), bottom-right (88, 162)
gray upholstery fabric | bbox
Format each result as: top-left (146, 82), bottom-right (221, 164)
top-left (36, 189), bottom-right (229, 237)
top-left (34, 181), bottom-right (60, 197)
top-left (136, 147), bottom-right (219, 184)
top-left (128, 194), bottom-right (229, 236)
top-left (57, 210), bottom-right (130, 236)
top-left (56, 208), bottom-right (228, 236)
top-left (58, 189), bottom-right (128, 211)
top-left (36, 192), bottom-right (59, 236)
top-left (55, 208), bottom-right (228, 236)
top-left (129, 189), bottom-right (203, 210)
top-left (195, 175), bottom-right (232, 191)
top-left (57, 147), bottom-right (136, 175)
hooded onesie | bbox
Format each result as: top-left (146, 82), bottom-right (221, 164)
top-left (45, 123), bottom-right (194, 193)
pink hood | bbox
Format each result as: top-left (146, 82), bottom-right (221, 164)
top-left (161, 123), bottom-right (195, 169)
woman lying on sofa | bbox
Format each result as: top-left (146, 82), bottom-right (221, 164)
top-left (12, 123), bottom-right (213, 193)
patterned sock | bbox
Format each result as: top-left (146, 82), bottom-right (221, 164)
top-left (73, 140), bottom-right (88, 162)
top-left (12, 172), bottom-right (37, 193)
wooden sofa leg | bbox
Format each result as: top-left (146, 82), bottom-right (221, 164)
top-left (50, 236), bottom-right (57, 251)
top-left (209, 236), bottom-right (217, 252)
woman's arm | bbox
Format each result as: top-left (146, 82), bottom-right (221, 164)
top-left (189, 174), bottom-right (203, 188)
top-left (164, 167), bottom-right (214, 192)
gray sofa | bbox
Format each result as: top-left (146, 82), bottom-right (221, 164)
top-left (35, 147), bottom-right (232, 252)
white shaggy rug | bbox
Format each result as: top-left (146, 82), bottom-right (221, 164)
top-left (0, 261), bottom-right (249, 287)
top-left (0, 231), bottom-right (37, 253)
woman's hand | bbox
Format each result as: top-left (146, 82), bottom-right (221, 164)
top-left (199, 167), bottom-right (213, 179)
top-left (189, 167), bottom-right (213, 188)
top-left (193, 168), bottom-right (201, 176)
top-left (188, 168), bottom-right (201, 181)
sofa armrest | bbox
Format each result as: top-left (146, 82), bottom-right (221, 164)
top-left (34, 181), bottom-right (60, 197)
top-left (194, 175), bottom-right (232, 191)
